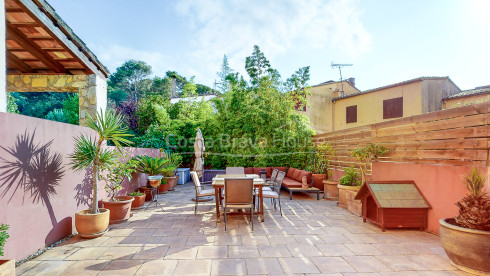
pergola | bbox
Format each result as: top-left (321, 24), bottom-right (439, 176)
top-left (0, 0), bottom-right (109, 124)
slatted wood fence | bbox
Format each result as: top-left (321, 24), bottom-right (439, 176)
top-left (313, 102), bottom-right (490, 170)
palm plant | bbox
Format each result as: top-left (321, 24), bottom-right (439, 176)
top-left (69, 110), bottom-right (133, 214)
top-left (135, 155), bottom-right (172, 176)
top-left (455, 168), bottom-right (490, 230)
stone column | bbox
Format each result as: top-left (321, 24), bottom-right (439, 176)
top-left (0, 0), bottom-right (6, 113)
top-left (78, 74), bottom-right (107, 125)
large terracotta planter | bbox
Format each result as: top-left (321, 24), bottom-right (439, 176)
top-left (138, 187), bottom-right (153, 201)
top-left (101, 196), bottom-right (134, 224)
top-left (338, 185), bottom-right (362, 216)
top-left (130, 194), bottom-right (146, 210)
top-left (166, 176), bottom-right (177, 191)
top-left (323, 180), bottom-right (339, 200)
top-left (0, 259), bottom-right (15, 276)
top-left (312, 174), bottom-right (327, 190)
top-left (75, 208), bottom-right (110, 238)
top-left (439, 218), bottom-right (490, 275)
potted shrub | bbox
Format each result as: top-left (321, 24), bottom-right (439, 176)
top-left (439, 168), bottom-right (490, 274)
top-left (69, 110), bottom-right (133, 238)
top-left (307, 143), bottom-right (335, 192)
top-left (100, 150), bottom-right (138, 224)
top-left (0, 224), bottom-right (14, 276)
top-left (135, 155), bottom-right (174, 193)
top-left (129, 191), bottom-right (146, 209)
top-left (338, 167), bottom-right (362, 216)
top-left (351, 143), bottom-right (387, 185)
top-left (166, 152), bottom-right (183, 190)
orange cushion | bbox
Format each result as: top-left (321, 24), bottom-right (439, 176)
top-left (292, 169), bottom-right (302, 181)
top-left (272, 167), bottom-right (287, 173)
top-left (298, 171), bottom-right (312, 184)
top-left (287, 168), bottom-right (296, 178)
top-left (244, 167), bottom-right (254, 174)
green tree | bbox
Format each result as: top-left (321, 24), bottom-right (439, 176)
top-left (7, 93), bottom-right (19, 113)
top-left (216, 54), bottom-right (233, 93)
top-left (245, 45), bottom-right (280, 86)
top-left (62, 93), bottom-right (79, 125)
top-left (109, 60), bottom-right (152, 100)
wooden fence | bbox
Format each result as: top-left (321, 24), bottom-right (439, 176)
top-left (312, 102), bottom-right (490, 170)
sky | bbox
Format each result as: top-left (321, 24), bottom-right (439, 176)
top-left (48, 0), bottom-right (490, 91)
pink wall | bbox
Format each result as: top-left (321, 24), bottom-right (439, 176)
top-left (0, 112), bottom-right (159, 260)
top-left (372, 161), bottom-right (489, 235)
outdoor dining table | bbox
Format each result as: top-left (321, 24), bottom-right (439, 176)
top-left (212, 174), bottom-right (266, 222)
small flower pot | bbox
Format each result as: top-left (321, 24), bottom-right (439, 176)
top-left (101, 196), bottom-right (134, 224)
top-left (138, 187), bottom-right (153, 201)
top-left (323, 180), bottom-right (339, 200)
top-left (75, 208), bottom-right (110, 238)
top-left (130, 194), bottom-right (146, 210)
top-left (167, 176), bottom-right (177, 191)
top-left (158, 181), bottom-right (170, 193)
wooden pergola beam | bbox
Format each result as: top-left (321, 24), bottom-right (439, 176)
top-left (6, 51), bottom-right (33, 72)
top-left (6, 24), bottom-right (65, 73)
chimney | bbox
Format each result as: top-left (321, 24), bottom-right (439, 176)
top-left (346, 78), bottom-right (355, 87)
top-left (170, 77), bottom-right (177, 98)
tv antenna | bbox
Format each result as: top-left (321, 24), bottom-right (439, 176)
top-left (331, 62), bottom-right (353, 96)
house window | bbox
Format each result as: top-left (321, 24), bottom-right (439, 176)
top-left (383, 97), bottom-right (403, 119)
top-left (346, 105), bottom-right (357, 123)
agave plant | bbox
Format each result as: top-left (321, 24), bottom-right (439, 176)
top-left (135, 155), bottom-right (173, 176)
top-left (69, 110), bottom-right (133, 214)
top-left (455, 168), bottom-right (490, 231)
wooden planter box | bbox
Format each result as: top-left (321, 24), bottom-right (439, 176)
top-left (338, 185), bottom-right (362, 216)
top-left (323, 180), bottom-right (339, 200)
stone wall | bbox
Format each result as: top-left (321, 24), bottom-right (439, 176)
top-left (6, 74), bottom-right (106, 124)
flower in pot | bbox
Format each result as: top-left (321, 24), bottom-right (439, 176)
top-left (338, 167), bottom-right (362, 215)
top-left (439, 168), bottom-right (490, 274)
top-left (351, 143), bottom-right (387, 185)
top-left (99, 150), bottom-right (138, 224)
top-left (129, 191), bottom-right (146, 210)
top-left (0, 224), bottom-right (14, 275)
top-left (69, 110), bottom-right (133, 238)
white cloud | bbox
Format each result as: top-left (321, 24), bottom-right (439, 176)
top-left (174, 0), bottom-right (371, 84)
top-left (89, 44), bottom-right (168, 77)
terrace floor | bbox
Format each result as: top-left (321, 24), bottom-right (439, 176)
top-left (17, 182), bottom-right (468, 276)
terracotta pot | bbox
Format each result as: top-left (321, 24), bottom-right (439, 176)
top-left (138, 187), bottom-right (153, 201)
top-left (167, 176), bottom-right (177, 191)
top-left (323, 180), bottom-right (339, 200)
top-left (158, 179), bottom-right (170, 193)
top-left (439, 218), bottom-right (490, 275)
top-left (0, 259), bottom-right (15, 276)
top-left (130, 194), bottom-right (146, 210)
top-left (338, 185), bottom-right (362, 216)
top-left (312, 174), bottom-right (327, 190)
top-left (75, 208), bottom-right (110, 238)
top-left (101, 196), bottom-right (134, 224)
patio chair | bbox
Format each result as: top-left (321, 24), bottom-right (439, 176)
top-left (262, 171), bottom-right (285, 216)
top-left (225, 167), bottom-right (245, 174)
top-left (224, 178), bottom-right (255, 231)
top-left (191, 171), bottom-right (215, 214)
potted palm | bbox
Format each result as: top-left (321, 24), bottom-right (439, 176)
top-left (69, 110), bottom-right (133, 238)
top-left (439, 168), bottom-right (490, 274)
top-left (100, 150), bottom-right (138, 224)
top-left (135, 156), bottom-right (174, 193)
top-left (337, 167), bottom-right (362, 215)
top-left (166, 152), bottom-right (183, 191)
top-left (129, 191), bottom-right (146, 209)
top-left (0, 224), bottom-right (14, 276)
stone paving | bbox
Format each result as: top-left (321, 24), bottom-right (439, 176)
top-left (17, 182), bottom-right (469, 276)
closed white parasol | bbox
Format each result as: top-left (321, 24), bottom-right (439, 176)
top-left (193, 128), bottom-right (205, 178)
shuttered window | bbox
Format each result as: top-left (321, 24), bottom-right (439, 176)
top-left (346, 105), bottom-right (357, 123)
top-left (383, 97), bottom-right (403, 119)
